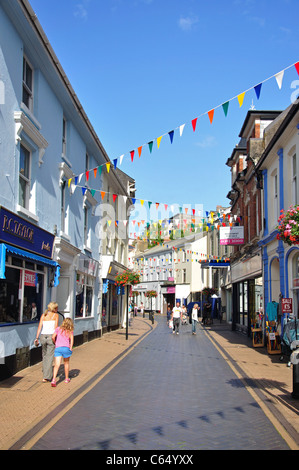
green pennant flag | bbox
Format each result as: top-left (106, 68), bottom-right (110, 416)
top-left (148, 201), bottom-right (152, 209)
top-left (148, 141), bottom-right (153, 153)
top-left (222, 101), bottom-right (229, 117)
top-left (98, 166), bottom-right (102, 175)
top-left (90, 189), bottom-right (96, 198)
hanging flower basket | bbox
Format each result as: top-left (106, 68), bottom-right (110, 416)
top-left (115, 271), bottom-right (141, 286)
top-left (201, 287), bottom-right (217, 297)
top-left (145, 290), bottom-right (158, 298)
top-left (277, 205), bottom-right (299, 246)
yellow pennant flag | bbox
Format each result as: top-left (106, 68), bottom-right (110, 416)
top-left (140, 200), bottom-right (144, 206)
top-left (68, 178), bottom-right (72, 187)
top-left (157, 136), bottom-right (162, 149)
top-left (106, 163), bottom-right (110, 173)
top-left (237, 92), bottom-right (245, 107)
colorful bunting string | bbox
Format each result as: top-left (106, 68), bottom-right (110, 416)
top-left (66, 61), bottom-right (299, 187)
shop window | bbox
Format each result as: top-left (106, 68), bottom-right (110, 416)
top-left (0, 262), bottom-right (44, 325)
top-left (75, 273), bottom-right (94, 318)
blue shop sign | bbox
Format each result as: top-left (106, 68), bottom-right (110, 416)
top-left (0, 207), bottom-right (55, 259)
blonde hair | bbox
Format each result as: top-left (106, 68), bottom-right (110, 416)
top-left (44, 302), bottom-right (58, 317)
top-left (60, 317), bottom-right (74, 333)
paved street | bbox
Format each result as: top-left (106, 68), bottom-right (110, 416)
top-left (31, 316), bottom-right (291, 450)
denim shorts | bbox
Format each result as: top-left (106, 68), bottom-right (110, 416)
top-left (54, 347), bottom-right (72, 358)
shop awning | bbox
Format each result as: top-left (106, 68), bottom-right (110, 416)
top-left (200, 260), bottom-right (230, 269)
top-left (0, 243), bottom-right (60, 285)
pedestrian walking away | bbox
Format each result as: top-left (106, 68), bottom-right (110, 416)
top-left (34, 302), bottom-right (59, 382)
top-left (191, 303), bottom-right (200, 334)
top-left (51, 318), bottom-right (74, 387)
top-left (171, 301), bottom-right (182, 335)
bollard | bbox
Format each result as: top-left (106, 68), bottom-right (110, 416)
top-left (290, 341), bottom-right (299, 399)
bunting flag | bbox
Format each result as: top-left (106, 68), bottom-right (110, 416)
top-left (65, 61), bottom-right (299, 186)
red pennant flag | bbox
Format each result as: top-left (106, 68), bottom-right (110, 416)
top-left (130, 150), bottom-right (135, 162)
top-left (86, 170), bottom-right (90, 181)
top-left (156, 203), bottom-right (159, 209)
top-left (192, 209), bottom-right (195, 215)
top-left (113, 194), bottom-right (117, 202)
top-left (295, 62), bottom-right (299, 75)
top-left (191, 118), bottom-right (197, 132)
top-left (208, 109), bottom-right (214, 124)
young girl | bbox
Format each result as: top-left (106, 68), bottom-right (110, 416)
top-left (51, 318), bottom-right (74, 387)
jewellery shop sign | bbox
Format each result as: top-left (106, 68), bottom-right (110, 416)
top-left (0, 206), bottom-right (55, 259)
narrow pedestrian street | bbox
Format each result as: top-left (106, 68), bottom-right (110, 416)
top-left (31, 315), bottom-right (291, 451)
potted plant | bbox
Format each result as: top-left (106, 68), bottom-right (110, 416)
top-left (277, 205), bottom-right (299, 245)
top-left (115, 270), bottom-right (141, 286)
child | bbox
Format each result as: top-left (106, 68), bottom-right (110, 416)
top-left (51, 318), bottom-right (74, 387)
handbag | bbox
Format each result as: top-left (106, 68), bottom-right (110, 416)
top-left (169, 320), bottom-right (173, 329)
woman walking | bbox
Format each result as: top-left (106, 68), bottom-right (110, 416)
top-left (34, 302), bottom-right (59, 382)
top-left (191, 303), bottom-right (200, 335)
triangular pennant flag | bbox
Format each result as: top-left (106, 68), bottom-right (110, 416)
top-left (254, 83), bottom-right (262, 100)
top-left (130, 150), bottom-right (135, 162)
top-left (85, 170), bottom-right (90, 181)
top-left (275, 70), bottom-right (284, 89)
top-left (148, 201), bottom-right (152, 209)
top-left (168, 130), bottom-right (174, 144)
top-left (106, 163), bottom-right (110, 173)
top-left (156, 203), bottom-right (159, 209)
top-left (93, 167), bottom-right (97, 178)
top-left (113, 159), bottom-right (118, 169)
top-left (100, 191), bottom-right (105, 200)
top-left (98, 166), bottom-right (102, 176)
top-left (82, 187), bottom-right (87, 196)
top-left (237, 92), bottom-right (245, 107)
top-left (119, 155), bottom-right (124, 165)
top-left (90, 189), bottom-right (96, 198)
top-left (222, 101), bottom-right (229, 117)
top-left (157, 136), bottom-right (162, 149)
top-left (138, 146), bottom-right (142, 158)
top-left (179, 124), bottom-right (185, 136)
top-left (295, 62), bottom-right (299, 76)
top-left (107, 220), bottom-right (111, 226)
top-left (74, 176), bottom-right (78, 185)
top-left (140, 199), bottom-right (144, 206)
top-left (208, 109), bottom-right (214, 124)
top-left (132, 198), bottom-right (136, 205)
top-left (68, 178), bottom-right (72, 188)
top-left (164, 204), bottom-right (168, 211)
top-left (148, 141), bottom-right (153, 153)
top-left (78, 173), bottom-right (83, 184)
top-left (113, 194), bottom-right (117, 202)
top-left (191, 118), bottom-right (197, 132)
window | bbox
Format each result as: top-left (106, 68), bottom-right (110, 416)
top-left (19, 144), bottom-right (31, 209)
top-left (22, 57), bottom-right (33, 110)
top-left (274, 173), bottom-right (278, 221)
top-left (292, 154), bottom-right (297, 205)
top-left (62, 117), bottom-right (67, 156)
top-left (0, 257), bottom-right (45, 325)
top-left (75, 274), bottom-right (93, 318)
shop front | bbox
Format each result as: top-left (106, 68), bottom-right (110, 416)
top-left (102, 261), bottom-right (127, 333)
top-left (0, 207), bottom-right (60, 379)
top-left (231, 252), bottom-right (263, 335)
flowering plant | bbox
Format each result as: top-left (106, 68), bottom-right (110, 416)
top-left (115, 271), bottom-right (140, 286)
top-left (145, 290), bottom-right (158, 298)
top-left (201, 287), bottom-right (217, 297)
top-left (277, 205), bottom-right (299, 245)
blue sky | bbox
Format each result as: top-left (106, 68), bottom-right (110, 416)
top-left (30, 0), bottom-right (299, 224)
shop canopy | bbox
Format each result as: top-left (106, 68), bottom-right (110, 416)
top-left (0, 243), bottom-right (60, 286)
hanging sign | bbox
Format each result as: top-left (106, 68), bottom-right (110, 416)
top-left (220, 226), bottom-right (244, 245)
top-left (281, 298), bottom-right (293, 314)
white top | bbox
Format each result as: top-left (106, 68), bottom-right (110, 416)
top-left (41, 320), bottom-right (56, 335)
top-left (172, 307), bottom-right (182, 318)
top-left (192, 308), bottom-right (199, 321)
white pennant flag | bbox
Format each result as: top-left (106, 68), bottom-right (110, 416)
top-left (275, 70), bottom-right (284, 89)
top-left (119, 154), bottom-right (124, 165)
top-left (179, 124), bottom-right (185, 137)
top-left (78, 173), bottom-right (83, 184)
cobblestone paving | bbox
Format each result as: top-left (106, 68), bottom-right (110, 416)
top-left (32, 316), bottom-right (290, 450)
